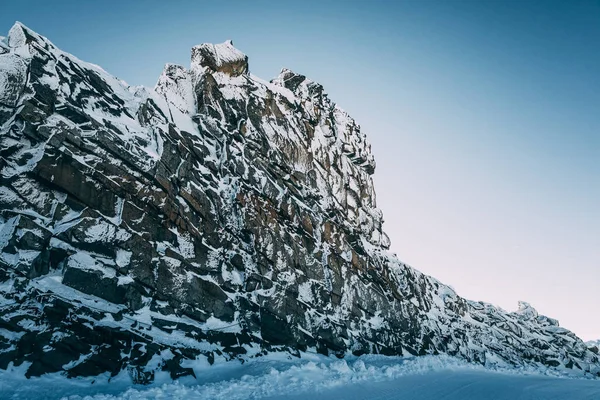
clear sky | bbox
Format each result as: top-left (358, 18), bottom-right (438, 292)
top-left (2, 0), bottom-right (598, 340)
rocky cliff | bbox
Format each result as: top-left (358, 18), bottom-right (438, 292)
top-left (0, 23), bottom-right (598, 382)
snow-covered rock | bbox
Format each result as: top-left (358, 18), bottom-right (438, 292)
top-left (0, 22), bottom-right (598, 382)
top-left (587, 340), bottom-right (600, 354)
top-left (191, 40), bottom-right (249, 76)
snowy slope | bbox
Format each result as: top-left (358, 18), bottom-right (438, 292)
top-left (1, 353), bottom-right (599, 400)
top-left (0, 21), bottom-right (599, 383)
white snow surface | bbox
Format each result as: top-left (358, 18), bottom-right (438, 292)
top-left (1, 353), bottom-right (599, 400)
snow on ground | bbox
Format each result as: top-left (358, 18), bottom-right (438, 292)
top-left (1, 353), bottom-right (599, 400)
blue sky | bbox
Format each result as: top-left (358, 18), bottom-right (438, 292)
top-left (2, 0), bottom-right (598, 340)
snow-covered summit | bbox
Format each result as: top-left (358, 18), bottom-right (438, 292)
top-left (0, 23), bottom-right (599, 383)
top-left (191, 40), bottom-right (248, 76)
top-left (7, 22), bottom-right (31, 48)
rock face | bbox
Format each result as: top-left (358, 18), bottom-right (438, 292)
top-left (0, 22), bottom-right (598, 381)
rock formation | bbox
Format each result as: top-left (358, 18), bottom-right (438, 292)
top-left (0, 23), bottom-right (598, 382)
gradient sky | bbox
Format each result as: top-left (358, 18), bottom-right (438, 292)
top-left (2, 0), bottom-right (598, 340)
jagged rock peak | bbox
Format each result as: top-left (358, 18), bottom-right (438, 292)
top-left (8, 22), bottom-right (28, 48)
top-left (191, 40), bottom-right (248, 77)
top-left (516, 301), bottom-right (539, 319)
top-left (271, 67), bottom-right (324, 96)
top-left (7, 21), bottom-right (49, 49)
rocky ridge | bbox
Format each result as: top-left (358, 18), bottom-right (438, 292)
top-left (0, 23), bottom-right (598, 382)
